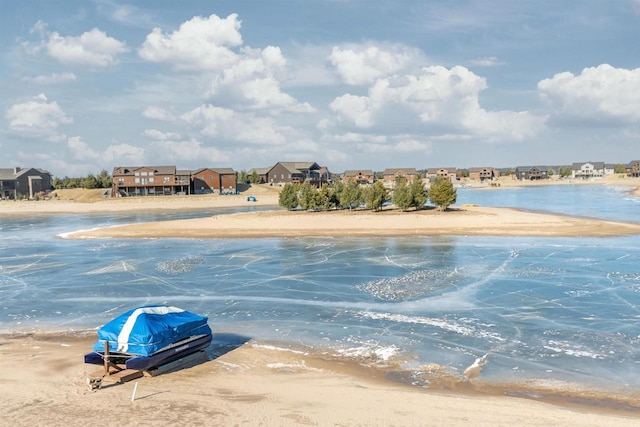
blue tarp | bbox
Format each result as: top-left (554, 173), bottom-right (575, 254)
top-left (92, 305), bottom-right (212, 356)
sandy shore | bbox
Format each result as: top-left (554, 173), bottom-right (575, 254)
top-left (64, 206), bottom-right (640, 239)
top-left (1, 333), bottom-right (638, 427)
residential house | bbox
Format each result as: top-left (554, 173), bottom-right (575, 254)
top-left (468, 167), bottom-right (497, 182)
top-left (343, 170), bottom-right (375, 185)
top-left (382, 168), bottom-right (417, 188)
top-left (571, 162), bottom-right (605, 179)
top-left (266, 162), bottom-right (328, 187)
top-left (112, 165), bottom-right (236, 196)
top-left (112, 166), bottom-right (185, 196)
top-left (0, 167), bottom-right (53, 199)
top-left (192, 168), bottom-right (237, 194)
top-left (514, 166), bottom-right (550, 180)
top-left (628, 160), bottom-right (640, 177)
top-left (426, 167), bottom-right (457, 182)
top-left (247, 167), bottom-right (271, 184)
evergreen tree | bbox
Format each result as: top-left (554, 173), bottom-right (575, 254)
top-left (278, 183), bottom-right (299, 210)
top-left (250, 170), bottom-right (260, 183)
top-left (409, 174), bottom-right (428, 210)
top-left (83, 174), bottom-right (99, 189)
top-left (392, 176), bottom-right (412, 211)
top-left (317, 183), bottom-right (334, 210)
top-left (331, 180), bottom-right (345, 207)
top-left (340, 179), bottom-right (362, 210)
top-left (429, 178), bottom-right (457, 211)
top-left (363, 180), bottom-right (388, 211)
top-left (299, 181), bottom-right (318, 210)
top-left (97, 169), bottom-right (112, 188)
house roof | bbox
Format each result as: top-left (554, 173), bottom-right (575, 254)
top-left (248, 167), bottom-right (271, 175)
top-left (0, 167), bottom-right (51, 180)
top-left (112, 166), bottom-right (177, 176)
top-left (468, 167), bottom-right (495, 173)
top-left (344, 170), bottom-right (374, 176)
top-left (515, 166), bottom-right (550, 172)
top-left (191, 167), bottom-right (236, 175)
top-left (427, 167), bottom-right (457, 173)
top-left (571, 162), bottom-right (605, 170)
top-left (382, 168), bottom-right (417, 175)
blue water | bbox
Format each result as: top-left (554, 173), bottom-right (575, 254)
top-left (1, 185), bottom-right (639, 399)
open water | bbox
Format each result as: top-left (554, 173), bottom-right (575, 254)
top-left (1, 184), bottom-right (639, 403)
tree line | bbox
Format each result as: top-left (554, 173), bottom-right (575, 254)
top-left (278, 176), bottom-right (457, 212)
top-left (53, 170), bottom-right (112, 189)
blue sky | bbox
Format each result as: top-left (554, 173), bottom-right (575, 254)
top-left (2, 0), bottom-right (640, 177)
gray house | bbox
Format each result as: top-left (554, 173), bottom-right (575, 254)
top-left (514, 166), bottom-right (550, 180)
top-left (0, 167), bottom-right (53, 200)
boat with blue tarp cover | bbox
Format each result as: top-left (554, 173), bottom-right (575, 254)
top-left (84, 305), bottom-right (212, 371)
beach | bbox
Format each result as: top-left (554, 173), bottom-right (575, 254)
top-left (1, 332), bottom-right (639, 427)
top-left (2, 178), bottom-right (640, 426)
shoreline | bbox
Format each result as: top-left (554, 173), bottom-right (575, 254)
top-left (1, 331), bottom-right (639, 426)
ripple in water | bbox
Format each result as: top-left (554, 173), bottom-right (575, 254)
top-left (156, 256), bottom-right (207, 274)
top-left (358, 268), bottom-right (460, 301)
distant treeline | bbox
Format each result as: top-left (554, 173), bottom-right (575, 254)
top-left (53, 170), bottom-right (112, 189)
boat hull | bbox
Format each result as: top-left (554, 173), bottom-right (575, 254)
top-left (84, 333), bottom-right (212, 371)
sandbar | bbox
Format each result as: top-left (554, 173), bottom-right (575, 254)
top-left (65, 206), bottom-right (640, 239)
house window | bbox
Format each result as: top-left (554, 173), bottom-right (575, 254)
top-left (135, 178), bottom-right (140, 183)
top-left (149, 177), bottom-right (154, 183)
top-left (281, 174), bottom-right (284, 179)
top-left (118, 178), bottom-right (124, 184)
top-left (134, 172), bottom-right (140, 176)
top-left (164, 177), bottom-right (170, 183)
top-left (141, 172), bottom-right (148, 176)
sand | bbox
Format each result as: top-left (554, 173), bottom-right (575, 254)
top-left (1, 333), bottom-right (639, 427)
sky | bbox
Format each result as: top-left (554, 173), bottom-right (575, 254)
top-left (1, 0), bottom-right (640, 178)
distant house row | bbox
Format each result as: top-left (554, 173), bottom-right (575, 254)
top-left (111, 166), bottom-right (237, 197)
top-left (1, 160), bottom-right (639, 200)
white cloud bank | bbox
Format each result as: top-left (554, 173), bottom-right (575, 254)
top-left (538, 64), bottom-right (640, 124)
top-left (330, 65), bottom-right (543, 141)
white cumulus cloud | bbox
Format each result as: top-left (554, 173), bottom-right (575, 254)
top-left (538, 64), bottom-right (640, 124)
top-left (67, 136), bottom-right (99, 160)
top-left (329, 65), bottom-right (542, 141)
top-left (46, 28), bottom-right (128, 66)
top-left (142, 106), bottom-right (177, 122)
top-left (329, 45), bottom-right (417, 85)
top-left (139, 13), bottom-right (242, 71)
top-left (6, 94), bottom-right (73, 141)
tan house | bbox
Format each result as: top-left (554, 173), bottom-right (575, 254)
top-left (343, 170), bottom-right (374, 185)
top-left (627, 160), bottom-right (640, 177)
top-left (426, 167), bottom-right (457, 182)
top-left (468, 167), bottom-right (497, 182)
top-left (247, 167), bottom-right (271, 184)
top-left (266, 162), bottom-right (329, 187)
top-left (0, 167), bottom-right (53, 199)
top-left (382, 168), bottom-right (417, 188)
